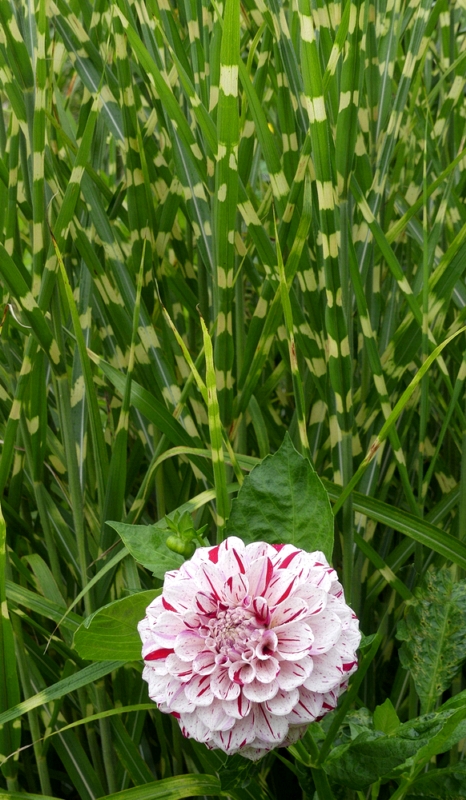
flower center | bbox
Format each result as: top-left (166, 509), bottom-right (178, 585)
top-left (206, 606), bottom-right (264, 656)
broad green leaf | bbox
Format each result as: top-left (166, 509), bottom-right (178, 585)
top-left (225, 434), bottom-right (334, 561)
top-left (323, 709), bottom-right (466, 790)
top-left (373, 698), bottom-right (400, 736)
top-left (73, 590), bottom-right (160, 661)
top-left (409, 762), bottom-right (466, 797)
top-left (397, 568), bottom-right (466, 713)
top-left (107, 521), bottom-right (183, 579)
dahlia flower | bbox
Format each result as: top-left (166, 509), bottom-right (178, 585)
top-left (138, 537), bottom-right (360, 760)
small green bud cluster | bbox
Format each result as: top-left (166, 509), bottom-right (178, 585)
top-left (164, 511), bottom-right (208, 558)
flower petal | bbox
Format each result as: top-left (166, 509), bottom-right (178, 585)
top-left (271, 597), bottom-right (309, 628)
top-left (211, 667), bottom-right (241, 700)
top-left (303, 650), bottom-right (343, 692)
top-left (184, 674), bottom-right (214, 706)
top-left (222, 573), bottom-right (249, 605)
top-left (309, 610), bottom-right (342, 654)
top-left (246, 556), bottom-right (273, 597)
top-left (243, 678), bottom-right (279, 702)
top-left (222, 692), bottom-right (252, 719)
top-left (212, 714), bottom-right (256, 752)
top-left (196, 698), bottom-right (236, 731)
top-left (165, 653), bottom-right (194, 681)
top-left (276, 621), bottom-right (314, 660)
top-left (265, 572), bottom-right (298, 607)
top-left (254, 704), bottom-right (288, 744)
top-left (174, 630), bottom-right (205, 662)
top-left (265, 687), bottom-right (299, 716)
top-left (194, 592), bottom-right (218, 615)
top-left (289, 687), bottom-right (323, 723)
top-left (253, 656), bottom-right (279, 684)
top-left (192, 650), bottom-right (217, 675)
top-left (276, 656), bottom-right (314, 691)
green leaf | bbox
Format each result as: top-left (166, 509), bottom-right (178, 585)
top-left (397, 568), bottom-right (466, 714)
top-left (107, 521), bottom-right (184, 579)
top-left (0, 775), bottom-right (222, 800)
top-left (323, 709), bottom-right (466, 790)
top-left (373, 698), bottom-right (400, 736)
top-left (0, 662), bottom-right (124, 727)
top-left (73, 590), bottom-right (160, 661)
top-left (409, 762), bottom-right (466, 797)
top-left (225, 433), bottom-right (334, 561)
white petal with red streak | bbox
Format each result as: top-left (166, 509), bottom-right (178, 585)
top-left (184, 674), bottom-right (214, 706)
top-left (211, 667), bottom-right (241, 700)
top-left (191, 650), bottom-right (217, 675)
top-left (162, 580), bottom-right (194, 613)
top-left (174, 629), bottom-right (205, 661)
top-left (303, 650), bottom-right (343, 692)
top-left (222, 573), bottom-right (249, 605)
top-left (289, 686), bottom-right (323, 723)
top-left (228, 661), bottom-right (256, 685)
top-left (165, 653), bottom-right (193, 682)
top-left (254, 704), bottom-right (289, 743)
top-left (247, 556), bottom-right (273, 597)
top-left (265, 572), bottom-right (299, 607)
top-left (212, 714), bottom-right (256, 752)
top-left (270, 597), bottom-right (309, 628)
top-left (179, 712), bottom-right (212, 743)
top-left (309, 610), bottom-right (342, 654)
top-left (222, 692), bottom-right (252, 719)
top-left (196, 698), bottom-right (236, 731)
top-left (276, 656), bottom-right (313, 690)
top-left (265, 687), bottom-right (299, 715)
top-left (243, 678), bottom-right (279, 702)
top-left (196, 562), bottom-right (226, 602)
top-left (276, 621), bottom-right (314, 660)
top-left (253, 656), bottom-right (279, 684)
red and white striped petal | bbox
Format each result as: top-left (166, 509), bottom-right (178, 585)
top-left (292, 585), bottom-right (328, 616)
top-left (222, 573), bottom-right (249, 605)
top-left (253, 656), bottom-right (279, 684)
top-left (264, 572), bottom-right (298, 607)
top-left (247, 556), bottom-right (273, 597)
top-left (191, 650), bottom-right (217, 675)
top-left (194, 592), bottom-right (218, 615)
top-left (162, 581), bottom-right (194, 613)
top-left (228, 661), bottom-right (256, 685)
top-left (197, 562), bottom-right (226, 602)
top-left (184, 674), bottom-right (214, 706)
top-left (289, 686), bottom-right (323, 723)
top-left (179, 712), bottom-right (212, 743)
top-left (254, 704), bottom-right (288, 744)
top-left (243, 678), bottom-right (279, 703)
top-left (309, 610), bottom-right (342, 654)
top-left (255, 630), bottom-right (278, 659)
top-left (165, 653), bottom-right (193, 682)
top-left (196, 699), bottom-right (236, 732)
top-left (270, 597), bottom-right (309, 628)
top-left (276, 622), bottom-right (314, 660)
top-left (222, 692), bottom-right (252, 719)
top-left (218, 541), bottom-right (247, 576)
top-left (211, 667), bottom-right (241, 701)
top-left (303, 650), bottom-right (343, 692)
top-left (212, 714), bottom-right (256, 752)
top-left (265, 687), bottom-right (299, 716)
top-left (276, 656), bottom-right (314, 691)
top-left (174, 630), bottom-right (206, 662)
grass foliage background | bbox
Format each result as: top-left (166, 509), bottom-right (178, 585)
top-left (0, 0), bottom-right (466, 796)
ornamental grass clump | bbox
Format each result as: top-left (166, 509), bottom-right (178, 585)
top-left (139, 537), bottom-right (360, 758)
